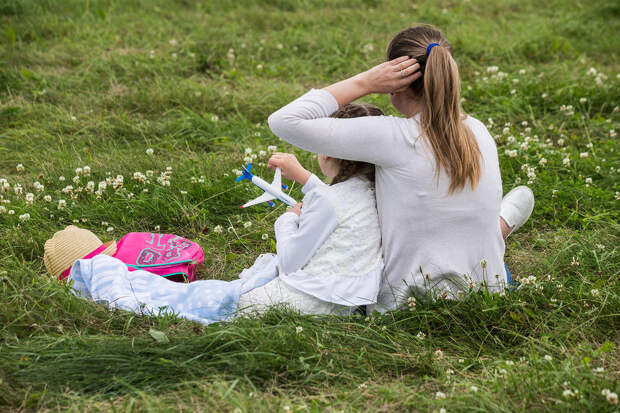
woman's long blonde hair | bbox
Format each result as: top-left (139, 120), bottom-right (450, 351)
top-left (387, 26), bottom-right (481, 193)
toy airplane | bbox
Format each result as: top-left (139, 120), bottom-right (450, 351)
top-left (235, 163), bottom-right (297, 208)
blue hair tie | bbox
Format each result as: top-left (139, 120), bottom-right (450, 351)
top-left (426, 43), bottom-right (440, 55)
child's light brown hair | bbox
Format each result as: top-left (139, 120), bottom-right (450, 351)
top-left (329, 103), bottom-right (383, 185)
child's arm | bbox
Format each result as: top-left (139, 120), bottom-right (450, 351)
top-left (268, 153), bottom-right (328, 193)
top-left (273, 190), bottom-right (337, 275)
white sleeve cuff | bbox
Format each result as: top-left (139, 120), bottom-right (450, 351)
top-left (302, 174), bottom-right (325, 194)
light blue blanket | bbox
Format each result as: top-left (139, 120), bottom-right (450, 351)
top-left (68, 254), bottom-right (277, 325)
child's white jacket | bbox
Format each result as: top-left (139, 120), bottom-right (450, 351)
top-left (273, 174), bottom-right (383, 306)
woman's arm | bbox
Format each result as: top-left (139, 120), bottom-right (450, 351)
top-left (323, 56), bottom-right (420, 107)
top-left (268, 57), bottom-right (421, 167)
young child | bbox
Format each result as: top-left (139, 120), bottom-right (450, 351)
top-left (236, 103), bottom-right (385, 316)
top-left (47, 103), bottom-right (384, 324)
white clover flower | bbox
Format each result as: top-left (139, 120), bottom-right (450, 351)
top-left (358, 383), bottom-right (367, 390)
top-left (19, 213), bottom-right (30, 221)
top-left (610, 129), bottom-right (617, 137)
top-left (407, 296), bottom-right (416, 310)
top-left (557, 138), bottom-right (564, 146)
top-left (563, 157), bottom-right (570, 167)
top-left (261, 233), bottom-right (268, 240)
top-left (133, 172), bottom-right (146, 183)
top-left (585, 177), bottom-right (592, 184)
top-left (295, 326), bottom-right (303, 334)
top-left (258, 150), bottom-right (267, 158)
top-left (233, 169), bottom-right (242, 177)
top-left (83, 166), bottom-right (91, 176)
top-left (267, 145), bottom-right (277, 153)
top-left (435, 391), bottom-right (446, 400)
top-left (106, 226), bottom-right (114, 232)
top-left (590, 289), bottom-right (599, 297)
top-left (210, 114), bottom-right (219, 122)
top-left (8, 209), bottom-right (14, 215)
top-left (539, 157), bottom-right (547, 166)
top-left (251, 153), bottom-right (257, 160)
top-left (416, 331), bottom-right (426, 340)
top-left (0, 205), bottom-right (5, 214)
top-left (33, 181), bottom-right (44, 192)
top-left (362, 43), bottom-right (374, 53)
top-left (25, 193), bottom-right (34, 206)
top-left (13, 184), bottom-right (23, 195)
top-left (58, 199), bottom-right (66, 210)
top-left (16, 163), bottom-right (25, 172)
top-left (563, 389), bottom-right (576, 399)
top-left (498, 368), bottom-right (508, 378)
top-left (256, 63), bottom-right (263, 70)
top-left (169, 38), bottom-right (178, 46)
top-left (502, 127), bottom-right (510, 135)
top-left (544, 355), bottom-right (553, 361)
top-left (146, 148), bottom-right (154, 156)
top-left (486, 66), bottom-right (499, 73)
top-left (58, 176), bottom-right (65, 182)
top-left (434, 349), bottom-right (443, 358)
top-left (72, 175), bottom-right (80, 183)
top-left (519, 69), bottom-right (526, 75)
top-left (505, 360), bottom-right (515, 366)
top-left (75, 167), bottom-right (83, 176)
top-left (505, 149), bottom-right (517, 158)
top-left (243, 221), bottom-right (252, 229)
top-left (593, 367), bottom-right (604, 372)
top-left (541, 92), bottom-right (548, 99)
top-left (579, 97), bottom-right (587, 104)
top-left (244, 147), bottom-right (252, 155)
top-left (43, 195), bottom-right (52, 202)
top-left (601, 389), bottom-right (618, 405)
top-left (510, 89), bottom-right (516, 95)
top-left (62, 185), bottom-right (73, 194)
top-left (213, 225), bottom-right (223, 234)
top-left (580, 152), bottom-right (589, 159)
top-left (586, 67), bottom-right (597, 76)
top-left (243, 156), bottom-right (252, 164)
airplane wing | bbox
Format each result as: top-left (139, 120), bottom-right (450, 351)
top-left (272, 167), bottom-right (282, 189)
top-left (241, 191), bottom-right (276, 208)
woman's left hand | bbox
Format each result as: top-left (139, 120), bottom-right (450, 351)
top-left (359, 56), bottom-right (421, 94)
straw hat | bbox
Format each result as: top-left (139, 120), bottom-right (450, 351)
top-left (44, 225), bottom-right (117, 278)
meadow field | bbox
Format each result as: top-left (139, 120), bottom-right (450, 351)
top-left (0, 0), bottom-right (618, 411)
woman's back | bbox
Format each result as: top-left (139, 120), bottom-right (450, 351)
top-left (268, 88), bottom-right (507, 311)
top-left (372, 114), bottom-right (506, 310)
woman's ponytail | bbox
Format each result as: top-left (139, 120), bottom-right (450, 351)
top-left (387, 26), bottom-right (482, 193)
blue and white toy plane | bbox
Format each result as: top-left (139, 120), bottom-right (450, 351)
top-left (235, 163), bottom-right (297, 208)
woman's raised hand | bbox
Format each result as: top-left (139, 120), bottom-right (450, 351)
top-left (360, 56), bottom-right (421, 94)
top-left (268, 153), bottom-right (312, 185)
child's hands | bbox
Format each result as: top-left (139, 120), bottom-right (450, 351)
top-left (286, 202), bottom-right (303, 216)
top-left (268, 153), bottom-right (311, 185)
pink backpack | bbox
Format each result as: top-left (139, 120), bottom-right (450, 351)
top-left (113, 232), bottom-right (204, 282)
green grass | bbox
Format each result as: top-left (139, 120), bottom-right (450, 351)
top-left (1, 0), bottom-right (619, 411)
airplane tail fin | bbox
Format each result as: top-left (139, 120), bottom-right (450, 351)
top-left (235, 163), bottom-right (253, 182)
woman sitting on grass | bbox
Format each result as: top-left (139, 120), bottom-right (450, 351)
top-left (268, 25), bottom-right (535, 312)
top-left (49, 103), bottom-right (385, 323)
